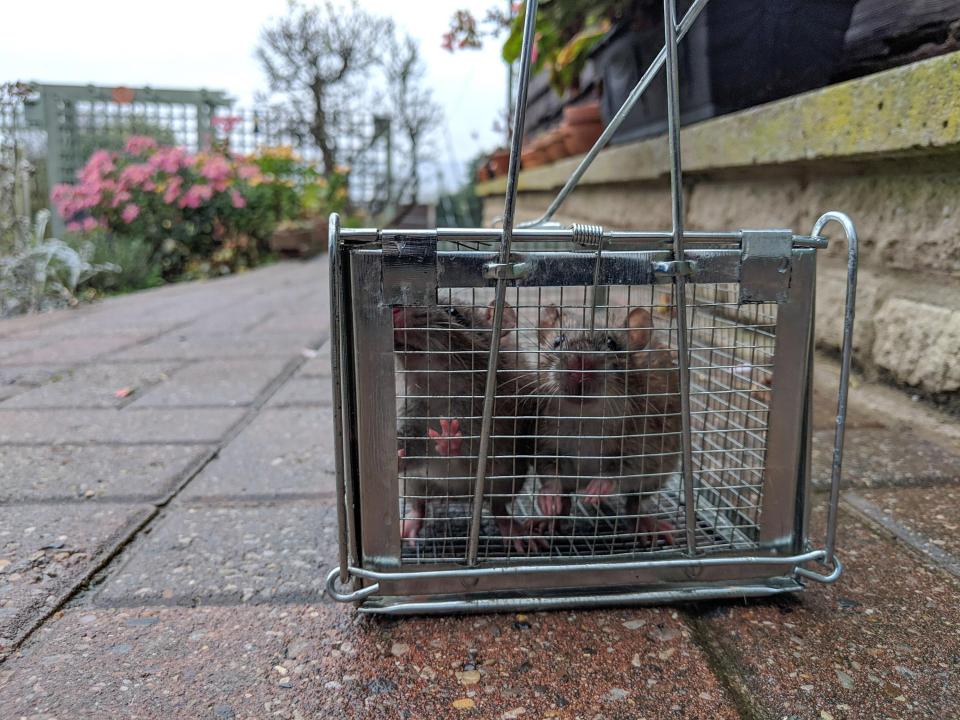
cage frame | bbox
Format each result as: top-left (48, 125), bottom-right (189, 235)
top-left (325, 0), bottom-right (857, 614)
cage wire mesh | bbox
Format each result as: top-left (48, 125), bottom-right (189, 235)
top-left (326, 0), bottom-right (857, 612)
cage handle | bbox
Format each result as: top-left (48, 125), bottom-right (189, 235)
top-left (467, 0), bottom-right (540, 565)
top-left (810, 211), bottom-right (858, 572)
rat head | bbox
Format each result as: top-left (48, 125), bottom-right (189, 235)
top-left (536, 304), bottom-right (653, 400)
top-left (392, 301), bottom-right (517, 370)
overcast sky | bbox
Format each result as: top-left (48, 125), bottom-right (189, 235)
top-left (1, 0), bottom-right (509, 196)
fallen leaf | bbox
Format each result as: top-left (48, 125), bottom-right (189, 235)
top-left (452, 698), bottom-right (475, 710)
top-left (114, 387), bottom-right (134, 398)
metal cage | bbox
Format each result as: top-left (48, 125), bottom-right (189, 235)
top-left (325, 0), bottom-right (857, 614)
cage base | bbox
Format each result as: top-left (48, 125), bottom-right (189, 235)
top-left (355, 576), bottom-right (803, 615)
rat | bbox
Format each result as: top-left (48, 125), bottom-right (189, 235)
top-left (393, 300), bottom-right (535, 551)
top-left (525, 303), bottom-right (683, 546)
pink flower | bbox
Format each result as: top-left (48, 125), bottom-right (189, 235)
top-left (81, 217), bottom-right (98, 232)
top-left (121, 203), bottom-right (140, 223)
top-left (178, 183), bottom-right (214, 209)
top-left (211, 115), bottom-right (242, 133)
top-left (163, 176), bottom-right (183, 204)
top-left (119, 163), bottom-right (153, 189)
top-left (66, 220), bottom-right (83, 232)
top-left (199, 155), bottom-right (231, 183)
top-left (124, 135), bottom-right (158, 155)
top-left (83, 150), bottom-right (115, 177)
top-left (230, 190), bottom-right (246, 209)
top-left (237, 163), bottom-right (260, 180)
top-left (110, 189), bottom-right (132, 208)
top-left (148, 146), bottom-right (187, 173)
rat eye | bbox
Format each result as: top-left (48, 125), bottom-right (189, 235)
top-left (552, 334), bottom-right (566, 349)
top-left (605, 336), bottom-right (618, 351)
top-left (446, 307), bottom-right (465, 325)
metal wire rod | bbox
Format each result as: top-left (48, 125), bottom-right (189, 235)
top-left (467, 0), bottom-right (539, 565)
top-left (810, 211), bottom-right (858, 568)
top-left (517, 0), bottom-right (710, 229)
top-left (662, 0), bottom-right (699, 556)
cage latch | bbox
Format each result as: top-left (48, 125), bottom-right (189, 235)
top-left (739, 230), bottom-right (794, 303)
top-left (483, 259), bottom-right (530, 281)
top-left (651, 259), bottom-right (695, 277)
top-left (381, 232), bottom-right (438, 305)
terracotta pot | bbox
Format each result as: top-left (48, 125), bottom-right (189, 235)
top-left (488, 148), bottom-right (510, 177)
top-left (476, 164), bottom-right (492, 183)
top-left (271, 220), bottom-right (327, 257)
top-left (561, 119), bottom-right (602, 156)
top-left (521, 146), bottom-right (548, 169)
top-left (541, 129), bottom-right (567, 162)
top-left (563, 100), bottom-right (602, 126)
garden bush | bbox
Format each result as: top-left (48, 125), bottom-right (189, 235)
top-left (52, 136), bottom-right (281, 281)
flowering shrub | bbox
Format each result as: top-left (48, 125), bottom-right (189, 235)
top-left (251, 145), bottom-right (350, 224)
top-left (52, 137), bottom-right (277, 280)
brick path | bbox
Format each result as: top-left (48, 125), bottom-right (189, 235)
top-left (0, 259), bottom-right (957, 719)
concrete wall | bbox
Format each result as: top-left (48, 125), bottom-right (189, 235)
top-left (478, 52), bottom-right (960, 401)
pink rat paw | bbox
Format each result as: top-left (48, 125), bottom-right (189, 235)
top-left (428, 418), bottom-right (463, 456)
top-left (583, 478), bottom-right (616, 506)
top-left (636, 515), bottom-right (676, 547)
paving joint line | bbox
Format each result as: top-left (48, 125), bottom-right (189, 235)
top-left (842, 493), bottom-right (960, 581)
top-left (0, 340), bottom-right (323, 663)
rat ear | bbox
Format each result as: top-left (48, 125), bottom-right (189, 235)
top-left (538, 304), bottom-right (560, 344)
top-left (485, 300), bottom-right (517, 335)
top-left (626, 307), bottom-right (653, 350)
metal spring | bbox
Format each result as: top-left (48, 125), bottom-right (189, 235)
top-left (571, 223), bottom-right (605, 250)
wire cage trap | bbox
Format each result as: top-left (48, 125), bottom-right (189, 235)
top-left (325, 0), bottom-right (857, 614)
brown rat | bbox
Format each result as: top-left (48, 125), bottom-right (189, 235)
top-left (393, 300), bottom-right (534, 551)
top-left (526, 303), bottom-right (682, 546)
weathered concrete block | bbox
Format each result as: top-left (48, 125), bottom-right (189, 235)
top-left (872, 297), bottom-right (960, 392)
top-left (814, 266), bottom-right (881, 360)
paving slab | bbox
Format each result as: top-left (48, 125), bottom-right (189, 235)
top-left (1, 332), bottom-right (155, 365)
top-left (266, 376), bottom-right (332, 407)
top-left (693, 505), bottom-right (960, 720)
top-left (182, 407), bottom-right (336, 500)
top-left (110, 331), bottom-right (327, 362)
top-left (855, 484), bottom-right (960, 558)
top-left (0, 602), bottom-right (741, 720)
top-left (811, 428), bottom-right (960, 488)
top-left (130, 358), bottom-right (290, 408)
top-left (0, 444), bottom-right (211, 502)
top-left (0, 407), bottom-right (245, 444)
top-left (1, 361), bottom-right (179, 409)
top-left (298, 352), bottom-right (331, 377)
top-left (0, 502), bottom-right (153, 653)
top-left (93, 502), bottom-right (336, 607)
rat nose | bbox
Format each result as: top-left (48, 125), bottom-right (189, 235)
top-left (564, 356), bottom-right (596, 384)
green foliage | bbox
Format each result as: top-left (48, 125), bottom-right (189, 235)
top-left (67, 231), bottom-right (163, 295)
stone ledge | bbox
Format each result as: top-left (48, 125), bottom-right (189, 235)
top-left (477, 50), bottom-right (960, 196)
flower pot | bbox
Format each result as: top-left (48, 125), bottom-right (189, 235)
top-left (541, 129), bottom-right (568, 162)
top-left (561, 120), bottom-right (602, 156)
top-left (488, 148), bottom-right (511, 177)
top-left (521, 146), bottom-right (548, 169)
top-left (563, 100), bottom-right (602, 126)
top-left (476, 164), bottom-right (492, 184)
top-left (271, 220), bottom-right (326, 258)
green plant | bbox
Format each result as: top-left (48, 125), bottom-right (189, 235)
top-left (68, 231), bottom-right (163, 295)
top-left (445, 0), bottom-right (640, 94)
top-left (51, 137), bottom-right (280, 280)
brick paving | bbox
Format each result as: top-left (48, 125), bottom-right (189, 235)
top-left (0, 258), bottom-right (957, 719)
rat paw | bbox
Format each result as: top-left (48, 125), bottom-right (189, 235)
top-left (428, 418), bottom-right (463, 456)
top-left (636, 515), bottom-right (676, 547)
top-left (582, 478), bottom-right (616, 506)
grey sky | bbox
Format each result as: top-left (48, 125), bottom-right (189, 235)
top-left (1, 0), bottom-right (509, 195)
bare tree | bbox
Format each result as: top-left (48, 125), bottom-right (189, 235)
top-left (256, 0), bottom-right (393, 173)
top-left (379, 35), bottom-right (441, 224)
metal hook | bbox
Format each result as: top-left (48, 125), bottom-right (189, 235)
top-left (810, 211), bottom-right (858, 569)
